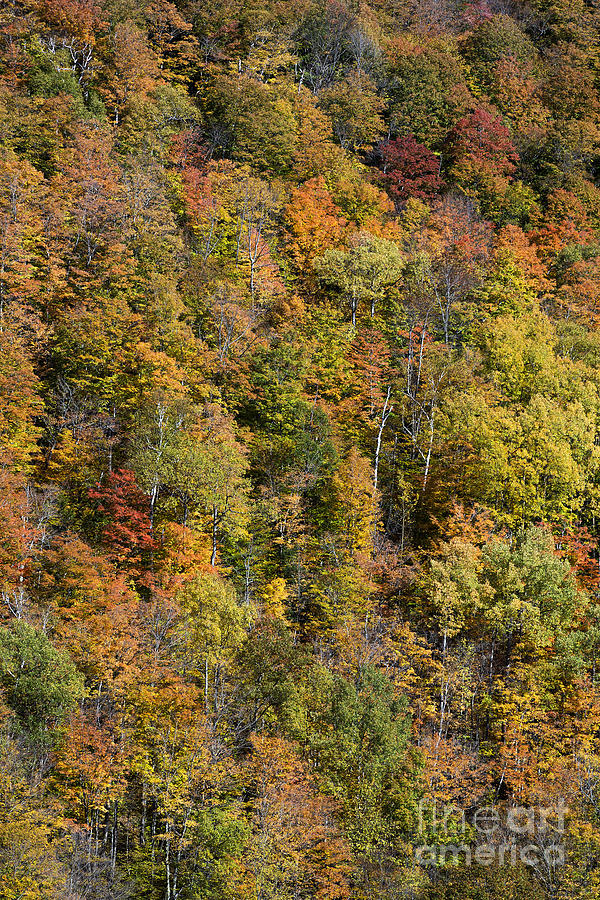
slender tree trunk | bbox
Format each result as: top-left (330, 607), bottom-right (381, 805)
top-left (165, 820), bottom-right (172, 900)
top-left (373, 386), bottom-right (393, 496)
top-left (422, 404), bottom-right (435, 490)
top-left (211, 506), bottom-right (218, 566)
top-left (205, 655), bottom-right (210, 713)
top-left (111, 801), bottom-right (118, 876)
top-left (141, 790), bottom-right (147, 846)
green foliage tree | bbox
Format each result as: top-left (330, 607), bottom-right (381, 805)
top-left (0, 622), bottom-right (84, 749)
top-left (314, 233), bottom-right (404, 326)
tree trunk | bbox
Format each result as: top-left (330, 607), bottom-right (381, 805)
top-left (373, 386), bottom-right (393, 496)
top-left (211, 506), bottom-right (218, 566)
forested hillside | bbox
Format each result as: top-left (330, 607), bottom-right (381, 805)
top-left (4, 0), bottom-right (600, 896)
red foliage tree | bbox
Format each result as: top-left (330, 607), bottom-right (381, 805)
top-left (378, 135), bottom-right (444, 203)
top-left (446, 107), bottom-right (518, 178)
top-left (88, 469), bottom-right (156, 581)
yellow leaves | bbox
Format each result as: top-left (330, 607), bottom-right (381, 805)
top-left (0, 326), bottom-right (43, 473)
top-left (389, 621), bottom-right (437, 713)
top-left (440, 315), bottom-right (600, 525)
top-left (0, 765), bottom-right (66, 899)
top-left (330, 448), bottom-right (377, 555)
top-left (0, 153), bottom-right (46, 472)
top-left (239, 29), bottom-right (298, 84)
top-left (318, 73), bottom-right (385, 154)
top-left (476, 310), bottom-right (556, 399)
top-left (327, 167), bottom-right (393, 228)
top-left (177, 571), bottom-right (253, 673)
top-left (261, 578), bottom-right (290, 623)
top-left (292, 90), bottom-right (338, 181)
top-left (52, 292), bottom-right (195, 422)
top-left (490, 667), bottom-right (548, 802)
top-left (420, 537), bottom-right (486, 638)
top-left (43, 427), bottom-right (96, 485)
top-left (558, 818), bottom-right (600, 900)
top-left (400, 197), bottom-right (432, 236)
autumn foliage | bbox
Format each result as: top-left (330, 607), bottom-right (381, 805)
top-left (2, 0), bottom-right (600, 899)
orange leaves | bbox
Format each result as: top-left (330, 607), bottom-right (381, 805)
top-left (144, 0), bottom-right (197, 78)
top-left (180, 160), bottom-right (285, 303)
top-left (344, 328), bottom-right (392, 417)
top-left (36, 0), bottom-right (105, 45)
top-left (421, 734), bottom-right (492, 807)
top-left (0, 150), bottom-right (46, 312)
top-left (554, 251), bottom-right (600, 325)
top-left (244, 734), bottom-right (351, 900)
top-left (37, 533), bottom-right (140, 687)
top-left (57, 124), bottom-right (127, 270)
top-left (0, 471), bottom-right (39, 619)
top-left (494, 225), bottom-right (549, 291)
top-left (105, 21), bottom-right (162, 117)
top-left (284, 177), bottom-right (346, 277)
top-left (554, 526), bottom-right (600, 595)
top-left (54, 709), bottom-right (126, 823)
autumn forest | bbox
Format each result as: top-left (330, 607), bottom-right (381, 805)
top-left (4, 0), bottom-right (600, 897)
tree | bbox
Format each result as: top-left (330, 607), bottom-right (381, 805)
top-left (285, 177), bottom-right (346, 278)
top-left (445, 108), bottom-right (528, 221)
top-left (132, 399), bottom-right (250, 565)
top-left (123, 673), bottom-right (247, 900)
top-left (243, 734), bottom-right (351, 900)
top-left (314, 232), bottom-right (404, 326)
top-left (400, 193), bottom-right (492, 343)
top-left (481, 527), bottom-right (582, 656)
top-left (293, 1), bottom-right (355, 93)
top-left (144, 0), bottom-right (197, 79)
top-left (292, 89), bottom-right (339, 181)
top-left (204, 73), bottom-right (296, 175)
top-left (386, 36), bottom-right (471, 147)
top-left (0, 621), bottom-right (84, 750)
top-left (327, 449), bottom-right (377, 555)
top-left (88, 468), bottom-right (156, 583)
top-left (377, 135), bottom-right (444, 205)
top-left (447, 108), bottom-right (518, 179)
top-left (0, 759), bottom-right (67, 900)
top-left (100, 21), bottom-right (161, 124)
top-left (318, 73), bottom-right (385, 153)
top-left (306, 665), bottom-right (420, 894)
top-left (462, 14), bottom-right (541, 99)
top-left (177, 572), bottom-right (252, 712)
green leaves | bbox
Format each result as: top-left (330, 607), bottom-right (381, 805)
top-left (421, 526), bottom-right (584, 656)
top-left (314, 232), bottom-right (404, 325)
top-left (0, 621), bottom-right (84, 747)
top-left (483, 528), bottom-right (581, 644)
top-left (306, 664), bottom-right (419, 870)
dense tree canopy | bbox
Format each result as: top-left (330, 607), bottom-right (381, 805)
top-left (3, 0), bottom-right (600, 897)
